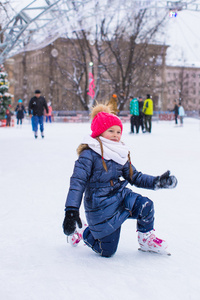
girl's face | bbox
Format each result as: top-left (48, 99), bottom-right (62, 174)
top-left (101, 125), bottom-right (122, 142)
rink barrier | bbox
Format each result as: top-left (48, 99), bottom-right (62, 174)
top-left (51, 111), bottom-right (177, 123)
top-left (0, 117), bottom-right (15, 127)
top-left (0, 119), bottom-right (6, 127)
top-left (158, 113), bottom-right (174, 121)
top-left (21, 110), bottom-right (198, 124)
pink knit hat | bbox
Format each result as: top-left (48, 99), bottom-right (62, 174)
top-left (91, 111), bottom-right (123, 138)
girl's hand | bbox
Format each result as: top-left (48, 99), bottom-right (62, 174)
top-left (63, 209), bottom-right (82, 235)
top-left (154, 171), bottom-right (177, 190)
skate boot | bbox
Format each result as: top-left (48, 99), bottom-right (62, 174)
top-left (138, 230), bottom-right (169, 255)
top-left (68, 220), bottom-right (88, 247)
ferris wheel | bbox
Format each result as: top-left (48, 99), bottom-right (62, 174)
top-left (0, 0), bottom-right (200, 64)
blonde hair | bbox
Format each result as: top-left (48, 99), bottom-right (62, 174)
top-left (77, 102), bottom-right (133, 179)
top-left (90, 102), bottom-right (115, 120)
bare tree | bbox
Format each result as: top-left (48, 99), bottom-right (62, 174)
top-left (35, 1), bottom-right (168, 111)
top-left (12, 1), bottom-right (168, 111)
top-left (0, 1), bottom-right (10, 44)
top-left (91, 6), bottom-right (168, 110)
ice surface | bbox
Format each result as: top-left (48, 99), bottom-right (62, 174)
top-left (0, 117), bottom-right (200, 300)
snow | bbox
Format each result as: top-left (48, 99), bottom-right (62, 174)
top-left (0, 117), bottom-right (200, 300)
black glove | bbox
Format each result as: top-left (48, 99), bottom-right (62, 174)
top-left (154, 170), bottom-right (177, 190)
top-left (62, 209), bottom-right (82, 236)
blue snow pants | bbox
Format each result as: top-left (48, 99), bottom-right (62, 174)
top-left (83, 195), bottom-right (154, 257)
top-left (32, 116), bottom-right (44, 133)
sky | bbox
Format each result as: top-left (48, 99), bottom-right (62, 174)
top-left (2, 0), bottom-right (200, 66)
top-left (165, 6), bottom-right (200, 66)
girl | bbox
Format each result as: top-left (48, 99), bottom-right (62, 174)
top-left (46, 101), bottom-right (52, 123)
top-left (63, 104), bottom-right (177, 257)
top-left (15, 99), bottom-right (26, 126)
top-left (5, 108), bottom-right (12, 126)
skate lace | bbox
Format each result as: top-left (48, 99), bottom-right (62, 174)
top-left (153, 237), bottom-right (163, 245)
top-left (148, 234), bottom-right (163, 247)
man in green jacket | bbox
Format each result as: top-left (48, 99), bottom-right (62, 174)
top-left (143, 94), bottom-right (153, 133)
top-left (129, 96), bottom-right (139, 133)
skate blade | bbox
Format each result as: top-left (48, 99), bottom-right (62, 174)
top-left (138, 248), bottom-right (171, 256)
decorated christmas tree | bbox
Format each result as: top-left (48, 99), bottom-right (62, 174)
top-left (0, 64), bottom-right (12, 120)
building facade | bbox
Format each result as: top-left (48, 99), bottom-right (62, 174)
top-left (7, 38), bottom-right (200, 112)
top-left (164, 65), bottom-right (200, 111)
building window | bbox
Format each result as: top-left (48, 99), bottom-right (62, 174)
top-left (192, 73), bottom-right (196, 78)
top-left (156, 55), bottom-right (162, 65)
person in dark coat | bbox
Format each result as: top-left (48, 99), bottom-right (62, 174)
top-left (62, 104), bottom-right (177, 257)
top-left (129, 96), bottom-right (139, 133)
top-left (28, 90), bottom-right (48, 138)
top-left (170, 100), bottom-right (179, 125)
top-left (138, 96), bottom-right (145, 133)
top-left (15, 99), bottom-right (26, 125)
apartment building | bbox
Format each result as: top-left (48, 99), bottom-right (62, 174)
top-left (9, 38), bottom-right (200, 112)
top-left (164, 65), bottom-right (200, 111)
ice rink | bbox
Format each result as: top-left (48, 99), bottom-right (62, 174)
top-left (1, 117), bottom-right (200, 300)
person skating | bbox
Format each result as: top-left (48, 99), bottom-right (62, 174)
top-left (107, 94), bottom-right (119, 115)
top-left (143, 94), bottom-right (153, 133)
top-left (138, 96), bottom-right (145, 133)
top-left (5, 108), bottom-right (13, 127)
top-left (129, 96), bottom-right (139, 133)
top-left (15, 99), bottom-right (26, 126)
top-left (170, 100), bottom-right (179, 125)
top-left (28, 90), bottom-right (48, 138)
top-left (62, 103), bottom-right (177, 257)
top-left (178, 103), bottom-right (185, 126)
top-left (45, 101), bottom-right (53, 123)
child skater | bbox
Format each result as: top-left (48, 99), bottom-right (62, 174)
top-left (15, 99), bottom-right (27, 126)
top-left (62, 104), bottom-right (177, 257)
top-left (46, 101), bottom-right (52, 123)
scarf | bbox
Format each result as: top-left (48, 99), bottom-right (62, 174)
top-left (82, 135), bottom-right (129, 165)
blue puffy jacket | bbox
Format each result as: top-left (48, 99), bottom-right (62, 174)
top-left (65, 149), bottom-right (156, 239)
